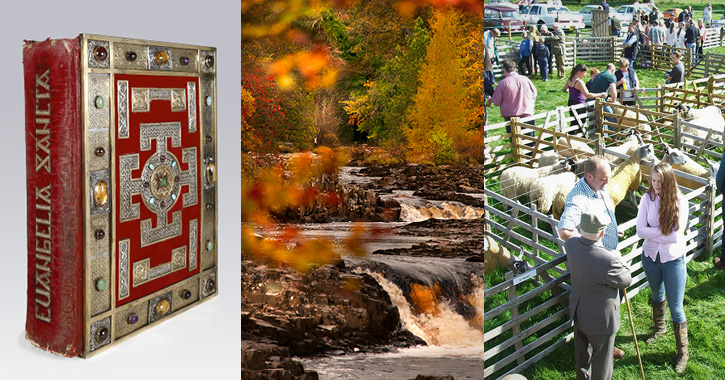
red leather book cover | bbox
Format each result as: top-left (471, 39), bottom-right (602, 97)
top-left (23, 37), bottom-right (84, 357)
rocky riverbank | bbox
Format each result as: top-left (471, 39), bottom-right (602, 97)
top-left (241, 260), bottom-right (425, 379)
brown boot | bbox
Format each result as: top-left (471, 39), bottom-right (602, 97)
top-left (674, 321), bottom-right (689, 375)
top-left (646, 299), bottom-right (667, 344)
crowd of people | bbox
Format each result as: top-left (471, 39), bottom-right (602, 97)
top-left (483, 4), bottom-right (719, 127)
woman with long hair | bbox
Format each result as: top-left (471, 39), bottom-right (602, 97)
top-left (666, 20), bottom-right (677, 47)
top-left (636, 162), bottom-right (690, 375)
top-left (676, 21), bottom-right (686, 48)
top-left (562, 64), bottom-right (606, 131)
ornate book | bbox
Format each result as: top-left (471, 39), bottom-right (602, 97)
top-left (23, 34), bottom-right (218, 358)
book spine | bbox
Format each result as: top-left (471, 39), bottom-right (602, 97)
top-left (23, 37), bottom-right (83, 357)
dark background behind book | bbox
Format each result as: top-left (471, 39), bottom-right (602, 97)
top-left (0, 1), bottom-right (241, 378)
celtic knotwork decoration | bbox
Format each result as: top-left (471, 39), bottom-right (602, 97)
top-left (118, 80), bottom-right (129, 138)
top-left (119, 239), bottom-right (130, 300)
top-left (118, 122), bottom-right (197, 246)
top-left (132, 87), bottom-right (187, 113)
top-left (187, 82), bottom-right (197, 133)
top-left (132, 221), bottom-right (196, 287)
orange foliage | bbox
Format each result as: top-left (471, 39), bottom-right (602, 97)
top-left (242, 148), bottom-right (372, 271)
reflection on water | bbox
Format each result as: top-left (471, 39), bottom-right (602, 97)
top-left (298, 346), bottom-right (484, 380)
top-left (261, 222), bottom-right (431, 255)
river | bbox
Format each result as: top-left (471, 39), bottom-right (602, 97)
top-left (281, 166), bottom-right (485, 379)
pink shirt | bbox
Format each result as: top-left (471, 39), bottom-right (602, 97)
top-left (636, 193), bottom-right (689, 263)
top-left (492, 72), bottom-right (537, 118)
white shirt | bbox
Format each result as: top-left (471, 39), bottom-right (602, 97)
top-left (677, 28), bottom-right (686, 48)
top-left (666, 28), bottom-right (677, 46)
top-left (704, 6), bottom-right (712, 23)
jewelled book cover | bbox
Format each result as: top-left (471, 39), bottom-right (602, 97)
top-left (23, 34), bottom-right (218, 358)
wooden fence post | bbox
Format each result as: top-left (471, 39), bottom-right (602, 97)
top-left (511, 117), bottom-right (522, 163)
top-left (595, 97), bottom-right (603, 135)
top-left (706, 52), bottom-right (711, 77)
top-left (708, 176), bottom-right (716, 255)
top-left (658, 85), bottom-right (664, 113)
top-left (673, 112), bottom-right (681, 149)
top-left (505, 271), bottom-right (525, 366)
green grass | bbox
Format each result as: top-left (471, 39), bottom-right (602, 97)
top-left (521, 259), bottom-right (725, 380)
top-left (486, 61), bottom-right (668, 126)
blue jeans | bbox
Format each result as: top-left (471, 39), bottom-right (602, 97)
top-left (642, 253), bottom-right (687, 323)
top-left (686, 42), bottom-right (696, 61)
top-left (537, 58), bottom-right (548, 81)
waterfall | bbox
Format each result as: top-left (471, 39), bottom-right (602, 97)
top-left (353, 258), bottom-right (484, 349)
top-left (382, 190), bottom-right (484, 223)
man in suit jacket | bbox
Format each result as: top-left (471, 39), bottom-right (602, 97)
top-left (567, 211), bottom-right (632, 380)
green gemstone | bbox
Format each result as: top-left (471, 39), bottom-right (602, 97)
top-left (206, 240), bottom-right (213, 251)
top-left (159, 176), bottom-right (168, 188)
top-left (95, 278), bottom-right (107, 291)
top-left (205, 96), bottom-right (213, 106)
top-left (95, 96), bottom-right (105, 109)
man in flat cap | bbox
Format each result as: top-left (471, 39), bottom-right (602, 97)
top-left (567, 211), bottom-right (632, 380)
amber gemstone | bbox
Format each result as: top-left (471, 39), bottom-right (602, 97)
top-left (126, 51), bottom-right (137, 61)
top-left (155, 51), bottom-right (169, 66)
top-left (156, 299), bottom-right (170, 316)
top-left (94, 46), bottom-right (108, 61)
top-left (93, 180), bottom-right (109, 207)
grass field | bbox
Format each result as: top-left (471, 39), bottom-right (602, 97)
top-left (520, 259), bottom-right (725, 379)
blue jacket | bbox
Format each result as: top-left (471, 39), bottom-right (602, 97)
top-left (717, 152), bottom-right (725, 193)
top-left (519, 39), bottom-right (531, 59)
top-left (534, 42), bottom-right (549, 60)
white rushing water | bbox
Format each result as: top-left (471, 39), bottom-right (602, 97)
top-left (381, 190), bottom-right (484, 222)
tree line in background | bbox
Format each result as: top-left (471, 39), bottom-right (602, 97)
top-left (241, 0), bottom-right (484, 166)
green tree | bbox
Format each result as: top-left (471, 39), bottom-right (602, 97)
top-left (405, 10), bottom-right (472, 164)
top-left (343, 17), bottom-right (430, 142)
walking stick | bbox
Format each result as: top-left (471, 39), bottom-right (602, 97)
top-left (623, 288), bottom-right (646, 380)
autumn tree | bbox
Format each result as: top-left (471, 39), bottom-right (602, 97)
top-left (404, 10), bottom-right (472, 164)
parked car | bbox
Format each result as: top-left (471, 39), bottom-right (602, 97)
top-left (520, 4), bottom-right (585, 31)
top-left (578, 5), bottom-right (616, 28)
top-left (484, 5), bottom-right (527, 34)
top-left (663, 8), bottom-right (684, 20)
top-left (614, 4), bottom-right (651, 26)
top-left (487, 0), bottom-right (517, 10)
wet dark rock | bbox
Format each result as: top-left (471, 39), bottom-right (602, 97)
top-left (412, 376), bottom-right (455, 380)
top-left (242, 260), bottom-right (424, 375)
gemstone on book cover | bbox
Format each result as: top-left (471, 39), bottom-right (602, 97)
top-left (148, 292), bottom-right (173, 323)
top-left (89, 316), bottom-right (112, 351)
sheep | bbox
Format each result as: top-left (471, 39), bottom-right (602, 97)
top-left (500, 158), bottom-right (575, 204)
top-left (676, 104), bottom-right (725, 149)
top-left (536, 150), bottom-right (564, 168)
top-left (603, 129), bottom-right (643, 165)
top-left (608, 144), bottom-right (657, 207)
top-left (609, 101), bottom-right (653, 132)
top-left (662, 145), bottom-right (709, 190)
top-left (555, 137), bottom-right (595, 161)
top-left (483, 235), bottom-right (530, 275)
top-left (529, 171), bottom-right (578, 219)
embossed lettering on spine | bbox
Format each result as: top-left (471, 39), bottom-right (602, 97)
top-left (34, 69), bottom-right (52, 322)
top-left (23, 36), bottom-right (84, 358)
